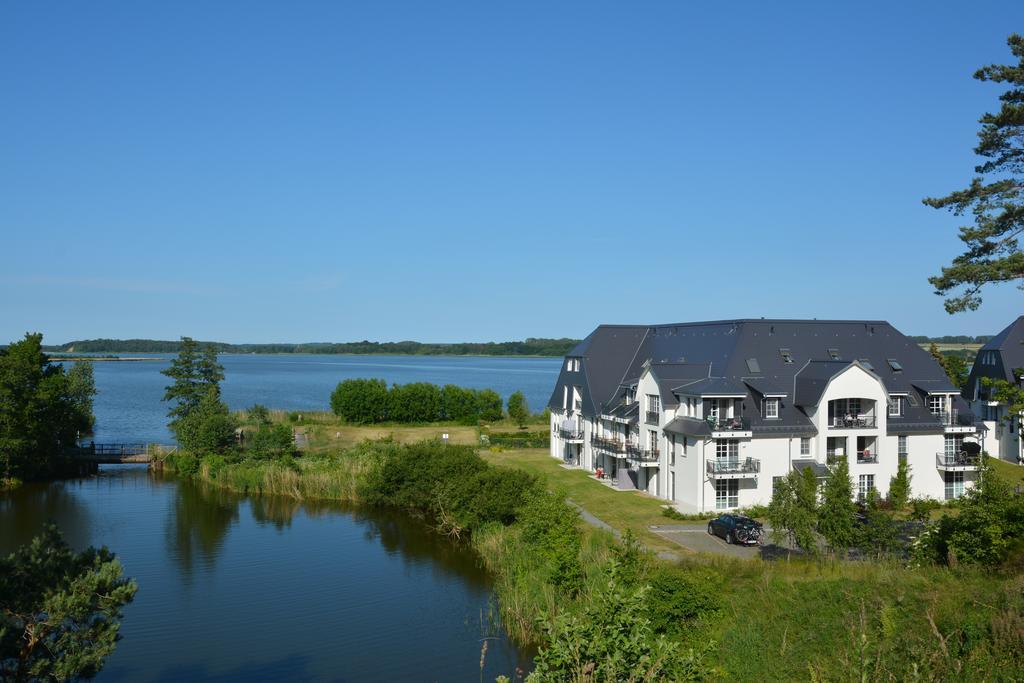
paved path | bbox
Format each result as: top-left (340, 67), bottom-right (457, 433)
top-left (650, 523), bottom-right (790, 560)
top-left (567, 501), bottom-right (680, 560)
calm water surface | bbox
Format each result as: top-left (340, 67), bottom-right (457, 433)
top-left (75, 355), bottom-right (561, 443)
top-left (0, 466), bottom-right (532, 682)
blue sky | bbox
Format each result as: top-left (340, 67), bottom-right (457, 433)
top-left (2, 1), bottom-right (1022, 344)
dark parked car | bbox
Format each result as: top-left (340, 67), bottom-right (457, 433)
top-left (707, 513), bottom-right (763, 545)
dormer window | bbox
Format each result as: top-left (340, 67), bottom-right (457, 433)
top-left (779, 349), bottom-right (793, 364)
top-left (566, 358), bottom-right (581, 372)
top-left (928, 395), bottom-right (945, 416)
top-left (888, 396), bottom-right (904, 417)
top-left (827, 348), bottom-right (841, 360)
top-left (762, 397), bottom-right (780, 419)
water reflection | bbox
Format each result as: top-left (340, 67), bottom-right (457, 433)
top-left (166, 480), bottom-right (239, 577)
top-left (0, 480), bottom-right (92, 551)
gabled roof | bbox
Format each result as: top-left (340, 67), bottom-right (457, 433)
top-left (550, 319), bottom-right (972, 430)
top-left (964, 316), bottom-right (1024, 400)
top-left (672, 377), bottom-right (748, 398)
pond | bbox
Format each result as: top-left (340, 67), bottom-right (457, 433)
top-left (0, 466), bottom-right (533, 682)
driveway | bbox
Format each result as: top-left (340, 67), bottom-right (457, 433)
top-left (651, 523), bottom-right (784, 559)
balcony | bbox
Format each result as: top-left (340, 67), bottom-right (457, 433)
top-left (932, 409), bottom-right (977, 433)
top-left (590, 435), bottom-right (639, 458)
top-left (706, 457), bottom-right (760, 479)
top-left (828, 415), bottom-right (877, 429)
top-left (645, 410), bottom-right (660, 425)
top-left (707, 415), bottom-right (752, 437)
top-left (828, 451), bottom-right (879, 465)
top-left (558, 428), bottom-right (584, 443)
top-left (936, 451), bottom-right (982, 471)
top-left (633, 449), bottom-right (660, 465)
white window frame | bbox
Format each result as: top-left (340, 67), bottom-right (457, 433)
top-left (888, 396), bottom-right (904, 417)
top-left (800, 437), bottom-right (811, 456)
top-left (858, 474), bottom-right (875, 501)
top-left (715, 479), bottom-right (739, 509)
top-left (763, 397), bottom-right (780, 419)
top-left (928, 395), bottom-right (945, 416)
top-left (706, 398), bottom-right (720, 420)
top-left (648, 394), bottom-right (660, 414)
top-left (898, 435), bottom-right (908, 456)
top-left (945, 471), bottom-right (964, 500)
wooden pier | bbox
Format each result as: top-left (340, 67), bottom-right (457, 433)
top-left (68, 443), bottom-right (171, 465)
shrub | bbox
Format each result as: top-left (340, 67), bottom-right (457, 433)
top-left (249, 424), bottom-right (295, 460)
top-left (507, 390), bottom-right (530, 429)
top-left (387, 382), bottom-right (442, 423)
top-left (888, 461), bottom-right (913, 510)
top-left (644, 565), bottom-right (723, 638)
top-left (440, 384), bottom-right (479, 423)
top-left (517, 487), bottom-right (584, 594)
top-left (476, 388), bottom-right (504, 422)
top-left (247, 404), bottom-right (271, 427)
top-left (173, 388), bottom-right (237, 455)
top-left (330, 378), bottom-right (388, 423)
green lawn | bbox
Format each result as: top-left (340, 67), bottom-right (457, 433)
top-left (483, 448), bottom-right (680, 554)
top-left (988, 454), bottom-right (1024, 488)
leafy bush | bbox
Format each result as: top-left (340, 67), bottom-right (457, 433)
top-left (476, 388), bottom-right (504, 422)
top-left (644, 565), bottom-right (723, 638)
top-left (387, 382), bottom-right (442, 422)
top-left (174, 388), bottom-right (237, 455)
top-left (527, 562), bottom-right (712, 682)
top-left (914, 466), bottom-right (1024, 567)
top-left (330, 378), bottom-right (388, 423)
top-left (440, 384), bottom-right (479, 423)
top-left (249, 424), bottom-right (295, 460)
top-left (247, 404), bottom-right (271, 426)
top-left (517, 486), bottom-right (584, 594)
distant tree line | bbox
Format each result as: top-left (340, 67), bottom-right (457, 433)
top-left (908, 334), bottom-right (993, 344)
top-left (330, 379), bottom-right (523, 425)
top-left (43, 337), bottom-right (581, 357)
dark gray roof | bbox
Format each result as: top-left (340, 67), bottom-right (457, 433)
top-left (672, 377), bottom-right (748, 397)
top-left (792, 460), bottom-right (830, 478)
top-left (743, 378), bottom-right (789, 397)
top-left (663, 416), bottom-right (712, 438)
top-left (550, 319), bottom-right (973, 431)
top-left (793, 361), bottom-right (853, 406)
top-left (964, 316), bottom-right (1024, 400)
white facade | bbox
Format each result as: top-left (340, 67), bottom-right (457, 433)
top-left (551, 362), bottom-right (980, 512)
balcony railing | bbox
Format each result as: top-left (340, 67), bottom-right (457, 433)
top-left (634, 448), bottom-right (660, 462)
top-left (932, 409), bottom-right (974, 427)
top-left (828, 451), bottom-right (880, 465)
top-left (856, 450), bottom-right (878, 464)
top-left (558, 428), bottom-right (584, 441)
top-left (590, 435), bottom-right (639, 457)
top-left (707, 415), bottom-right (749, 432)
top-left (645, 410), bottom-right (660, 425)
top-left (936, 451), bottom-right (982, 470)
top-left (706, 457), bottom-right (760, 476)
top-left (829, 415), bottom-right (877, 429)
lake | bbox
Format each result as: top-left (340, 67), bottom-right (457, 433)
top-left (0, 466), bottom-right (534, 682)
top-left (75, 354), bottom-right (562, 444)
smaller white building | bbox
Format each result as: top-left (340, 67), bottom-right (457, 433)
top-left (964, 316), bottom-right (1024, 465)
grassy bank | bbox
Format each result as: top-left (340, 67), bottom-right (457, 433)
top-left (160, 424), bottom-right (1024, 680)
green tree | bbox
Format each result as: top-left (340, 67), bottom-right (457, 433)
top-left (856, 491), bottom-right (901, 560)
top-left (928, 343), bottom-right (970, 389)
top-left (888, 460), bottom-right (913, 510)
top-left (65, 361), bottom-right (97, 435)
top-left (440, 384), bottom-right (479, 423)
top-left (0, 524), bottom-right (137, 680)
top-left (507, 390), bottom-right (529, 429)
top-left (817, 456), bottom-right (858, 554)
top-left (247, 403), bottom-right (271, 427)
top-left (475, 388), bottom-right (504, 422)
top-left (161, 337), bottom-right (224, 429)
top-left (249, 423), bottom-right (294, 460)
top-left (387, 382), bottom-right (442, 423)
top-left (0, 334), bottom-right (95, 481)
top-left (925, 34), bottom-right (1024, 313)
top-left (767, 469), bottom-right (819, 556)
top-left (175, 387), bottom-right (237, 455)
top-left (330, 378), bottom-right (389, 424)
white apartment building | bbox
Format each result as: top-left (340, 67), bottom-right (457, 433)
top-left (549, 320), bottom-right (980, 513)
top-left (965, 316), bottom-right (1024, 465)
